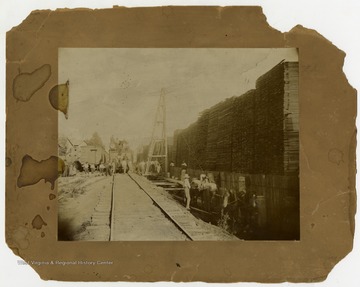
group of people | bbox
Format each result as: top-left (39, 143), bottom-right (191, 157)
top-left (61, 161), bottom-right (78, 177)
top-left (82, 162), bottom-right (95, 173)
top-left (136, 160), bottom-right (162, 175)
top-left (82, 161), bottom-right (116, 176)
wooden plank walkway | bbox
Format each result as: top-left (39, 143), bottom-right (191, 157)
top-left (129, 173), bottom-right (239, 241)
top-left (110, 174), bottom-right (188, 241)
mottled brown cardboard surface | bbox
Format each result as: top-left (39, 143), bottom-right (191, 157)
top-left (5, 6), bottom-right (356, 282)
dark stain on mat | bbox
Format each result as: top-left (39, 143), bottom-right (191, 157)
top-left (32, 215), bottom-right (47, 230)
top-left (13, 64), bottom-right (51, 102)
top-left (17, 155), bottom-right (64, 190)
top-left (49, 80), bottom-right (69, 119)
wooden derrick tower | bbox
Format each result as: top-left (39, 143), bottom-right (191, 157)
top-left (146, 89), bottom-right (168, 175)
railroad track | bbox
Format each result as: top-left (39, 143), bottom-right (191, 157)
top-left (126, 173), bottom-right (238, 241)
top-left (108, 174), bottom-right (115, 241)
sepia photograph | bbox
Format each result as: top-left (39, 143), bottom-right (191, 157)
top-left (57, 48), bottom-right (299, 241)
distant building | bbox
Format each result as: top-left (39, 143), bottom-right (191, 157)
top-left (80, 145), bottom-right (109, 165)
top-left (58, 138), bottom-right (109, 165)
top-left (58, 138), bottom-right (87, 163)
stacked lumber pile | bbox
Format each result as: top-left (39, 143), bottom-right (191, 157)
top-left (195, 110), bottom-right (210, 169)
top-left (173, 61), bottom-right (299, 176)
top-left (171, 129), bottom-right (181, 163)
top-left (283, 62), bottom-right (299, 174)
top-left (232, 90), bottom-right (256, 173)
top-left (204, 103), bottom-right (220, 170)
top-left (254, 61), bottom-right (286, 174)
top-left (216, 97), bottom-right (235, 171)
top-left (186, 123), bottom-right (199, 168)
top-left (174, 128), bottom-right (189, 165)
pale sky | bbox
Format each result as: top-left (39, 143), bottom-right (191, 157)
top-left (59, 48), bottom-right (298, 149)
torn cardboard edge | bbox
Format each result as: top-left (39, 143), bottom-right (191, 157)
top-left (5, 6), bottom-right (357, 283)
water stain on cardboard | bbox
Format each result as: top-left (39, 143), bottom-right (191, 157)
top-left (49, 193), bottom-right (56, 200)
top-left (49, 80), bottom-right (69, 119)
top-left (17, 155), bottom-right (63, 190)
top-left (13, 64), bottom-right (51, 102)
top-left (32, 215), bottom-right (47, 230)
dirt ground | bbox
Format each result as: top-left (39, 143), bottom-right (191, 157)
top-left (58, 172), bottom-right (113, 241)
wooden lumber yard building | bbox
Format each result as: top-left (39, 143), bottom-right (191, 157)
top-left (171, 61), bottom-right (299, 239)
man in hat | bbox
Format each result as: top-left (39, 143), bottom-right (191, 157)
top-left (180, 160), bottom-right (187, 181)
top-left (184, 174), bottom-right (191, 210)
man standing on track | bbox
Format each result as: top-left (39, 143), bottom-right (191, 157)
top-left (184, 174), bottom-right (191, 210)
top-left (111, 160), bottom-right (116, 175)
top-left (83, 162), bottom-right (89, 174)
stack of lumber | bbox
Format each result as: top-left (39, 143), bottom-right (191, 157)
top-left (216, 97), bottom-right (235, 171)
top-left (204, 103), bottom-right (220, 170)
top-left (254, 61), bottom-right (285, 174)
top-left (174, 128), bottom-right (189, 165)
top-left (232, 90), bottom-right (256, 173)
top-left (173, 61), bottom-right (299, 176)
top-left (171, 129), bottom-right (181, 163)
top-left (283, 62), bottom-right (299, 174)
top-left (186, 123), bottom-right (199, 168)
top-left (195, 110), bottom-right (210, 169)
